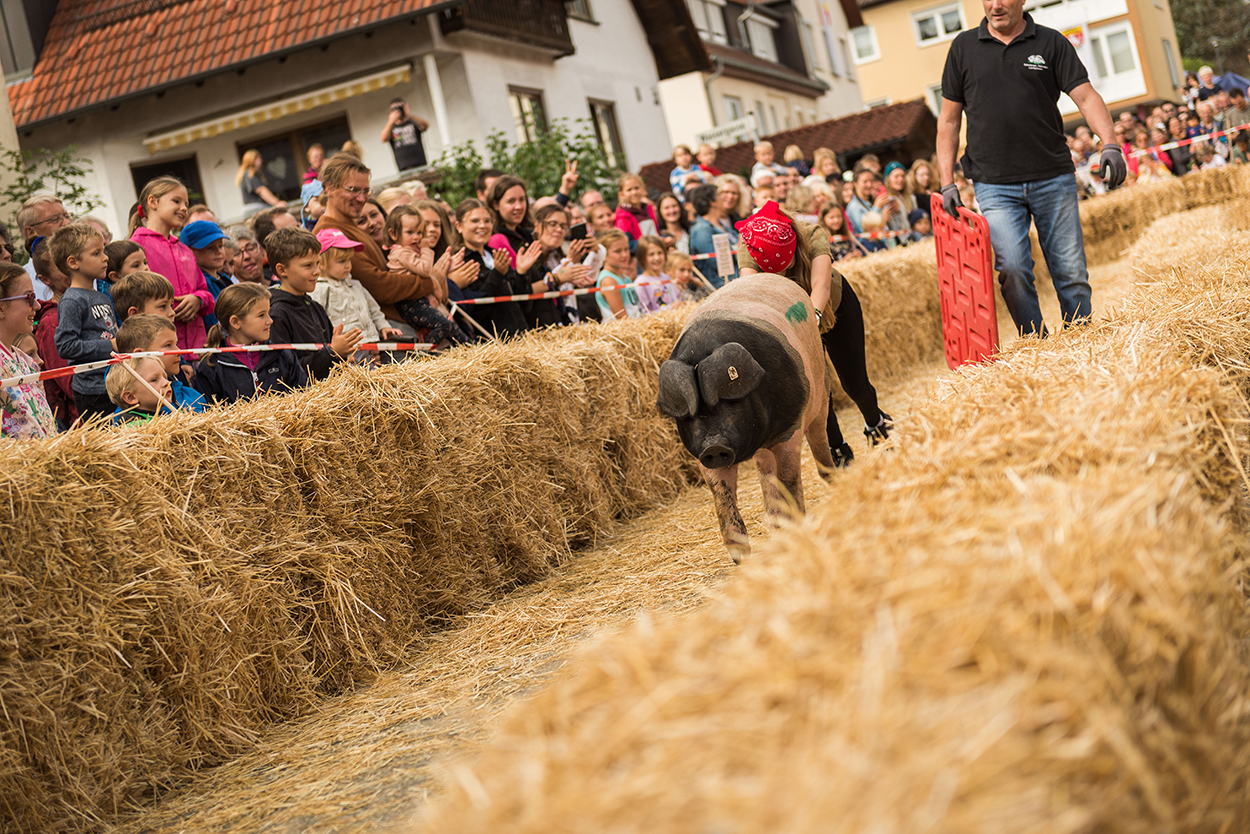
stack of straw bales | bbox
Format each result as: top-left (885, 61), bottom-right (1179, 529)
top-left (0, 315), bottom-right (701, 832)
top-left (415, 208), bottom-right (1250, 830)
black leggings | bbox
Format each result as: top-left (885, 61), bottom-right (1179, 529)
top-left (822, 278), bottom-right (881, 446)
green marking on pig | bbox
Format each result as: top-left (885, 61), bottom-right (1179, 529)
top-left (785, 302), bottom-right (809, 326)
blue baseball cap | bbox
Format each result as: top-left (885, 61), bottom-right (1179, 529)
top-left (181, 220), bottom-right (228, 250)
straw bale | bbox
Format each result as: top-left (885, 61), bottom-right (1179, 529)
top-left (0, 312), bottom-right (699, 833)
top-left (415, 256), bottom-right (1250, 831)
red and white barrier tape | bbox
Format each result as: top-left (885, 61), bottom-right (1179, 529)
top-left (453, 279), bottom-right (679, 305)
top-left (1, 342), bottom-right (434, 388)
top-left (1128, 121), bottom-right (1248, 157)
top-left (687, 228), bottom-right (910, 260)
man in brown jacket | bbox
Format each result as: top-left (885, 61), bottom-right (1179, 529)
top-left (312, 153), bottom-right (433, 326)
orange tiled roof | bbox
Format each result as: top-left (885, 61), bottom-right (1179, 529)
top-left (7, 0), bottom-right (446, 128)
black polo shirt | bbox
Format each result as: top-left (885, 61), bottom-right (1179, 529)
top-left (942, 13), bottom-right (1089, 184)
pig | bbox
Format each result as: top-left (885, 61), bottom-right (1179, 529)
top-left (657, 273), bottom-right (836, 562)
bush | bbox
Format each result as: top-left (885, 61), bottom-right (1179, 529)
top-left (428, 118), bottom-right (621, 209)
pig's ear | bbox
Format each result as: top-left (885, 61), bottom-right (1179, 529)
top-left (657, 360), bottom-right (700, 418)
top-left (697, 343), bottom-right (764, 407)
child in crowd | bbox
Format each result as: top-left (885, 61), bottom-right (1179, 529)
top-left (0, 262), bottom-right (56, 438)
top-left (859, 211), bottom-right (887, 254)
top-left (750, 141), bottom-right (789, 181)
top-left (614, 173), bottom-right (659, 251)
top-left (115, 314), bottom-right (207, 412)
top-left (105, 240), bottom-right (148, 287)
top-left (30, 238), bottom-right (77, 428)
top-left (129, 176), bottom-right (215, 350)
top-left (595, 230), bottom-right (644, 321)
top-left (634, 236), bottom-right (680, 313)
top-left (311, 228), bottom-right (404, 356)
top-left (266, 227), bottom-right (362, 380)
top-left (382, 206), bottom-right (470, 346)
top-left (905, 208), bottom-right (932, 244)
top-left (669, 144), bottom-right (709, 201)
top-left (696, 143), bottom-right (722, 177)
top-left (113, 271), bottom-right (176, 323)
top-left (587, 203), bottom-right (616, 237)
top-left (818, 204), bottom-right (860, 261)
top-left (753, 184), bottom-right (775, 212)
top-left (666, 251), bottom-right (710, 303)
top-left (51, 223), bottom-right (119, 424)
top-left (106, 356), bottom-right (173, 425)
top-left (181, 221), bottom-right (235, 313)
top-left (193, 282), bottom-right (307, 404)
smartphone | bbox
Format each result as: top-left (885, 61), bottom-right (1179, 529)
top-left (569, 222), bottom-right (588, 240)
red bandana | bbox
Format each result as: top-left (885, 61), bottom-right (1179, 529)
top-left (735, 201), bottom-right (797, 273)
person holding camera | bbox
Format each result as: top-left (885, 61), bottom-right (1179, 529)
top-left (379, 97), bottom-right (430, 172)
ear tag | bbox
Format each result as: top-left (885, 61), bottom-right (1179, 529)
top-left (728, 366), bottom-right (739, 381)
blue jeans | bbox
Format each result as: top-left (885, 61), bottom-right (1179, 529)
top-left (974, 173), bottom-right (1092, 336)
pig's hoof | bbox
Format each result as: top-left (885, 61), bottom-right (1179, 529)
top-left (727, 543), bottom-right (750, 564)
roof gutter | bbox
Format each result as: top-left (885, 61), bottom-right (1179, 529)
top-left (15, 0), bottom-right (464, 132)
top-left (704, 52), bottom-right (725, 126)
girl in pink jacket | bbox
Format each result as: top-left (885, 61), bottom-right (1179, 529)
top-left (613, 172), bottom-right (658, 253)
top-left (129, 176), bottom-right (214, 349)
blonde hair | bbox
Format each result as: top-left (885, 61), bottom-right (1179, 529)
top-left (665, 251), bottom-right (693, 273)
top-left (129, 176), bottom-right (187, 235)
top-left (783, 144), bottom-right (804, 163)
top-left (813, 147), bottom-right (838, 173)
top-left (319, 246), bottom-right (354, 274)
top-left (754, 141), bottom-right (774, 154)
top-left (618, 172), bottom-right (645, 194)
top-left (236, 150), bottom-right (261, 187)
top-left (712, 173), bottom-right (751, 218)
top-left (115, 313), bottom-right (175, 353)
top-left (597, 229), bottom-right (629, 252)
top-left (861, 211), bottom-right (884, 232)
top-left (376, 187), bottom-right (412, 214)
top-left (784, 184), bottom-right (814, 216)
top-left (341, 139), bottom-right (364, 159)
top-left (106, 356), bottom-right (163, 407)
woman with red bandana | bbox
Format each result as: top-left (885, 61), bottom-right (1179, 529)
top-left (736, 201), bottom-right (890, 467)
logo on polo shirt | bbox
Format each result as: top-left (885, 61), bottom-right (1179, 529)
top-left (1025, 54), bottom-right (1047, 71)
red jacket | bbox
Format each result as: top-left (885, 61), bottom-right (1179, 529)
top-left (614, 204), bottom-right (658, 243)
top-left (34, 299), bottom-right (76, 426)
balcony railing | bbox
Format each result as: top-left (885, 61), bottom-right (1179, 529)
top-left (440, 0), bottom-right (575, 56)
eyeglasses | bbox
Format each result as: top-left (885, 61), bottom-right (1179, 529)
top-left (342, 185), bottom-right (371, 197)
top-left (543, 220), bottom-right (570, 230)
top-left (238, 242), bottom-right (261, 255)
top-left (31, 212), bottom-right (72, 228)
top-left (0, 292), bottom-right (37, 306)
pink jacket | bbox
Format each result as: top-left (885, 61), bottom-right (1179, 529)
top-left (614, 204), bottom-right (658, 243)
top-left (131, 227), bottom-right (215, 349)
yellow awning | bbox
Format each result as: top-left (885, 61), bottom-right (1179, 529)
top-left (143, 64), bottom-right (412, 154)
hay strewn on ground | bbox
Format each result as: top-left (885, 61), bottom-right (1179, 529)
top-left (415, 207), bottom-right (1250, 831)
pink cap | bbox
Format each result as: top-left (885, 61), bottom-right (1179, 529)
top-left (315, 228), bottom-right (365, 253)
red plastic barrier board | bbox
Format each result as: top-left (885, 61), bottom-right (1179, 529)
top-left (931, 192), bottom-right (998, 370)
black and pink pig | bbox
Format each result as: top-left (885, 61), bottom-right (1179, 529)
top-left (657, 273), bottom-right (836, 562)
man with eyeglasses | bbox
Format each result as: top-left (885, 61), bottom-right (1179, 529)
top-left (312, 153), bottom-right (435, 331)
top-left (17, 196), bottom-right (73, 302)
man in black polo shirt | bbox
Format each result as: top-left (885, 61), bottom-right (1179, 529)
top-left (937, 0), bottom-right (1125, 336)
top-left (379, 97), bottom-right (430, 172)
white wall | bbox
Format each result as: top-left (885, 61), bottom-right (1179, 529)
top-left (658, 72), bottom-right (717, 149)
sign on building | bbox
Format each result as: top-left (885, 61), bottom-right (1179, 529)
top-left (696, 113), bottom-right (760, 147)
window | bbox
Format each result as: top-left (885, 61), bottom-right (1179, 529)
top-left (1089, 28), bottom-right (1137, 78)
top-left (588, 99), bottom-right (626, 170)
top-left (755, 101), bottom-right (768, 132)
top-left (840, 37), bottom-right (855, 79)
top-left (912, 2), bottom-right (964, 46)
top-left (824, 27), bottom-right (843, 77)
top-left (131, 156), bottom-right (204, 206)
top-left (1162, 38), bottom-right (1179, 88)
top-left (799, 17), bottom-right (820, 74)
top-left (926, 83), bottom-right (944, 116)
top-left (686, 0), bottom-right (728, 44)
top-left (567, 0), bottom-right (594, 21)
top-left (863, 97), bottom-right (891, 109)
top-left (234, 116), bottom-right (351, 201)
top-left (508, 87), bottom-right (547, 143)
top-left (724, 95), bottom-right (744, 121)
top-left (745, 16), bottom-right (779, 63)
top-left (850, 26), bottom-right (879, 64)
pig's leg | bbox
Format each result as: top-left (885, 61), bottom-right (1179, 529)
top-left (703, 464), bottom-right (749, 563)
top-left (755, 433), bottom-right (805, 522)
top-left (807, 390), bottom-right (837, 484)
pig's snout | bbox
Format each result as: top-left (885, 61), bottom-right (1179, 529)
top-left (699, 444), bottom-right (736, 470)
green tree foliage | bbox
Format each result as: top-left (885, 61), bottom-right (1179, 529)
top-left (1171, 0), bottom-right (1250, 76)
top-left (428, 118), bottom-right (621, 208)
top-left (0, 147), bottom-right (105, 258)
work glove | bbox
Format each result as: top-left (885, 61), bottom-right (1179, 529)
top-left (940, 183), bottom-right (963, 219)
top-left (1098, 144), bottom-right (1126, 189)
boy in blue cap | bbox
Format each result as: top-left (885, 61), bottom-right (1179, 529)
top-left (181, 220), bottom-right (234, 328)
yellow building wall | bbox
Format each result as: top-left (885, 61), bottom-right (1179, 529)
top-left (1127, 0), bottom-right (1185, 105)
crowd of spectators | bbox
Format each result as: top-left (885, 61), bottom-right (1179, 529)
top-left (1, 74), bottom-right (1246, 439)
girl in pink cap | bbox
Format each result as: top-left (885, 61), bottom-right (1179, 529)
top-left (735, 200), bottom-right (891, 467)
